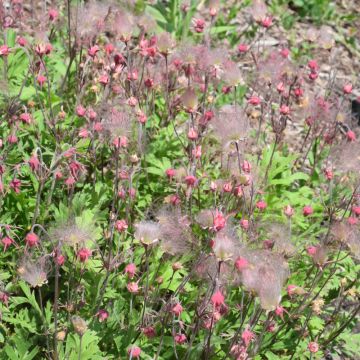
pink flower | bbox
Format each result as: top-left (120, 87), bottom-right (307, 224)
top-left (76, 105), bottom-right (86, 117)
top-left (184, 175), bottom-right (197, 187)
top-left (96, 309), bottom-right (109, 322)
top-left (323, 168), bottom-right (333, 180)
top-left (352, 206), bottom-right (360, 216)
top-left (343, 83), bottom-right (353, 94)
top-left (346, 130), bottom-right (356, 142)
top-left (235, 257), bottom-right (249, 271)
top-left (56, 254), bottom-right (65, 266)
top-left (308, 342), bottom-right (319, 353)
top-left (166, 168), bottom-right (176, 179)
top-left (277, 82), bottom-right (285, 93)
top-left (88, 45), bottom-right (100, 58)
top-left (279, 104), bottom-right (290, 115)
top-left (171, 303), bottom-right (183, 317)
top-left (17, 37), bottom-right (27, 47)
top-left (241, 328), bottom-right (255, 347)
top-left (294, 87), bottom-right (304, 97)
top-left (142, 326), bottom-right (156, 338)
top-left (213, 211), bottom-right (226, 231)
top-left (20, 113), bottom-right (32, 124)
top-left (37, 75), bottom-right (47, 86)
top-left (307, 246), bottom-right (318, 256)
top-left (309, 71), bottom-right (318, 81)
top-left (242, 160), bottom-right (251, 173)
top-left (303, 205), bottom-right (313, 217)
top-left (348, 217), bottom-right (358, 225)
top-left (29, 154), bottom-right (40, 172)
top-left (187, 128), bottom-right (198, 140)
top-left (0, 292), bottom-right (9, 306)
top-left (240, 219), bottom-right (249, 230)
top-left (25, 232), bottom-right (39, 247)
top-left (280, 48), bottom-right (290, 58)
top-left (77, 248), bottom-right (92, 262)
top-left (127, 345), bottom-right (141, 358)
top-left (99, 74), bottom-right (109, 85)
top-left (248, 95), bottom-right (261, 105)
top-left (105, 43), bottom-right (114, 55)
top-left (284, 205), bottom-right (294, 217)
top-left (193, 18), bottom-right (205, 33)
top-left (192, 145), bottom-right (202, 159)
top-left (1, 236), bottom-right (14, 251)
top-left (261, 16), bottom-right (272, 28)
top-left (308, 60), bottom-right (318, 71)
top-left (10, 178), bottom-right (21, 193)
top-left (0, 45), bottom-right (10, 57)
top-left (48, 8), bottom-right (58, 21)
top-left (238, 44), bottom-right (249, 53)
top-left (127, 281), bottom-right (139, 294)
top-left (211, 291), bottom-right (225, 307)
top-left (287, 284), bottom-right (297, 296)
top-left (115, 219), bottom-right (128, 232)
top-left (174, 333), bottom-right (187, 344)
top-left (275, 306), bottom-right (284, 318)
top-left (124, 263), bottom-right (136, 279)
top-left (256, 200), bottom-right (267, 211)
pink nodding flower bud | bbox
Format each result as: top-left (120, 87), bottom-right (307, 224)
top-left (184, 175), bottom-right (197, 187)
top-left (352, 206), bottom-right (360, 216)
top-left (174, 333), bottom-right (187, 344)
top-left (277, 82), bottom-right (285, 93)
top-left (193, 18), bottom-right (205, 33)
top-left (222, 182), bottom-right (232, 193)
top-left (241, 328), bottom-right (255, 347)
top-left (171, 303), bottom-right (183, 316)
top-left (343, 83), bottom-right (353, 94)
top-left (48, 8), bottom-right (58, 21)
top-left (88, 45), bottom-right (100, 58)
top-left (0, 291), bottom-right (9, 306)
top-left (165, 168), bottom-right (176, 179)
top-left (96, 309), bottom-right (109, 322)
top-left (142, 326), bottom-right (156, 338)
top-left (306, 245), bottom-right (318, 256)
top-left (127, 281), bottom-right (139, 294)
top-left (192, 145), bottom-right (202, 159)
top-left (275, 306), bottom-right (284, 317)
top-left (144, 78), bottom-right (154, 88)
top-left (10, 178), bottom-right (21, 193)
top-left (287, 285), bottom-right (297, 296)
top-left (213, 211), bottom-right (226, 231)
top-left (76, 105), bottom-right (86, 117)
top-left (37, 75), bottom-right (47, 86)
top-left (240, 219), bottom-right (249, 230)
top-left (20, 113), bottom-right (32, 124)
top-left (324, 168), bottom-right (333, 180)
top-left (222, 85), bottom-right (232, 94)
top-left (308, 342), bottom-right (319, 353)
top-left (127, 97), bottom-right (138, 107)
top-left (309, 71), bottom-right (318, 80)
top-left (248, 96), bottom-right (261, 105)
top-left (256, 200), bottom-right (267, 211)
top-left (280, 48), bottom-right (290, 58)
top-left (308, 59), bottom-right (318, 71)
top-left (242, 160), bottom-right (251, 173)
top-left (238, 44), bottom-right (248, 53)
top-left (211, 291), bottom-right (225, 307)
top-left (348, 217), bottom-right (358, 225)
top-left (2, 236), bottom-right (13, 251)
top-left (17, 37), bottom-right (27, 47)
top-left (235, 257), bottom-right (248, 271)
top-left (284, 205), bottom-right (294, 218)
top-left (25, 232), bottom-right (39, 247)
top-left (125, 263), bottom-right (136, 279)
top-left (56, 254), bottom-right (65, 266)
top-left (127, 346), bottom-right (141, 358)
top-left (105, 43), bottom-right (114, 55)
top-left (79, 128), bottom-right (89, 138)
top-left (77, 248), bottom-right (92, 262)
top-left (279, 104), bottom-right (290, 115)
top-left (99, 74), bottom-right (109, 85)
top-left (303, 205), bottom-right (313, 217)
top-left (261, 16), bottom-right (272, 28)
top-left (294, 87), bottom-right (304, 97)
top-left (169, 194), bottom-right (181, 206)
top-left (0, 45), bottom-right (10, 56)
top-left (346, 130), bottom-right (356, 142)
top-left (29, 154), bottom-right (40, 172)
top-left (115, 219), bottom-right (128, 232)
top-left (187, 128), bottom-right (198, 140)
